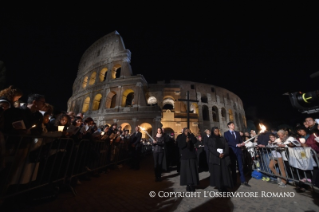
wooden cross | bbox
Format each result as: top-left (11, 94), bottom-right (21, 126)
top-left (178, 91), bottom-right (199, 129)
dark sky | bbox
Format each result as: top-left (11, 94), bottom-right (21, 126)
top-left (1, 25), bottom-right (319, 128)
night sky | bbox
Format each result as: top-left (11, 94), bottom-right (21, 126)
top-left (1, 25), bottom-right (319, 129)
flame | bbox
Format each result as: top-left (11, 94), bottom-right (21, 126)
top-left (259, 124), bottom-right (266, 133)
top-left (138, 126), bottom-right (145, 131)
top-left (32, 125), bottom-right (36, 128)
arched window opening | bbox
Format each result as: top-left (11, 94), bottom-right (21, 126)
top-left (121, 89), bottom-right (135, 107)
top-left (105, 91), bottom-right (117, 109)
top-left (126, 93), bottom-right (134, 106)
top-left (212, 106), bottom-right (219, 122)
top-left (120, 123), bottom-right (132, 133)
top-left (139, 123), bottom-right (152, 140)
top-left (162, 98), bottom-right (174, 110)
top-left (82, 76), bottom-right (88, 88)
top-left (89, 72), bottom-right (97, 85)
top-left (147, 96), bottom-right (157, 105)
top-left (112, 64), bottom-right (121, 79)
top-left (92, 94), bottom-right (102, 110)
top-left (221, 108), bottom-right (226, 118)
top-left (163, 104), bottom-right (173, 110)
top-left (82, 97), bottom-right (90, 113)
top-left (99, 68), bottom-right (108, 82)
top-left (202, 105), bottom-right (209, 121)
top-left (201, 95), bottom-right (208, 103)
top-left (190, 103), bottom-right (199, 114)
top-left (229, 109), bottom-right (234, 122)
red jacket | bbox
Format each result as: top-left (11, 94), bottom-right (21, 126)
top-left (306, 134), bottom-right (319, 153)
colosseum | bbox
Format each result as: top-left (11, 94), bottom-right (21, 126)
top-left (68, 31), bottom-right (247, 139)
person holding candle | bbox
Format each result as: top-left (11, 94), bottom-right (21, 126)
top-left (152, 127), bottom-right (165, 181)
top-left (54, 113), bottom-right (71, 134)
top-left (177, 128), bottom-right (199, 192)
top-left (208, 127), bottom-right (233, 192)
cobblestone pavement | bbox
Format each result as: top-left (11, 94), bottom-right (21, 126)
top-left (3, 154), bottom-right (319, 212)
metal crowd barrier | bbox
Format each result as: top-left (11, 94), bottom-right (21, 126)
top-left (0, 134), bottom-right (151, 202)
top-left (252, 146), bottom-right (319, 189)
top-left (0, 134), bottom-right (74, 201)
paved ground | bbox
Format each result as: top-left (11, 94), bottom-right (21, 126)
top-left (2, 153), bottom-right (319, 212)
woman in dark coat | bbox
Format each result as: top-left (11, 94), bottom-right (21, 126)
top-left (153, 127), bottom-right (165, 181)
top-left (208, 127), bottom-right (233, 192)
top-left (177, 128), bottom-right (199, 192)
top-left (195, 136), bottom-right (208, 172)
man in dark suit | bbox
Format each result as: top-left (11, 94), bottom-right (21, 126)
top-left (129, 126), bottom-right (142, 169)
top-left (224, 122), bottom-right (250, 187)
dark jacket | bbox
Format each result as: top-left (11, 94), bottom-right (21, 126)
top-left (177, 133), bottom-right (197, 160)
top-left (153, 135), bottom-right (165, 152)
top-left (208, 136), bottom-right (231, 166)
top-left (130, 131), bottom-right (142, 149)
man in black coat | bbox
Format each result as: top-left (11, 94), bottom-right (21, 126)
top-left (129, 126), bottom-right (142, 170)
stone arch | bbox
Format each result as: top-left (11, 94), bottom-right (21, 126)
top-left (112, 64), bottom-right (121, 79)
top-left (190, 103), bottom-right (199, 114)
top-left (121, 89), bottom-right (134, 107)
top-left (105, 91), bottom-right (117, 109)
top-left (147, 96), bottom-right (157, 105)
top-left (139, 123), bottom-right (152, 140)
top-left (89, 72), bottom-right (97, 85)
top-left (229, 109), bottom-right (234, 122)
top-left (212, 106), bottom-right (219, 122)
top-left (92, 94), bottom-right (102, 110)
top-left (99, 68), bottom-right (108, 82)
top-left (163, 98), bottom-right (175, 110)
top-left (120, 122), bottom-right (132, 133)
top-left (82, 76), bottom-right (88, 88)
top-left (164, 127), bottom-right (174, 136)
top-left (202, 105), bottom-right (209, 121)
top-left (221, 107), bottom-right (226, 118)
top-left (82, 97), bottom-right (90, 113)
top-left (201, 95), bottom-right (208, 103)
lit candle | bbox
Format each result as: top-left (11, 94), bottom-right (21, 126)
top-left (244, 123), bottom-right (267, 144)
top-left (138, 126), bottom-right (155, 142)
top-left (101, 132), bottom-right (105, 135)
top-left (58, 126), bottom-right (64, 132)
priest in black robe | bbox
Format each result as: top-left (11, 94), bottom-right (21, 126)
top-left (177, 128), bottom-right (199, 192)
top-left (208, 127), bottom-right (233, 192)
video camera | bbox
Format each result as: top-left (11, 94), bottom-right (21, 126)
top-left (287, 71), bottom-right (319, 114)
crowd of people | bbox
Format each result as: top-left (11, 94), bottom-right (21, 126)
top-left (0, 85), bottom-right (154, 198)
top-left (1, 85), bottom-right (319, 199)
top-left (164, 117), bottom-right (319, 193)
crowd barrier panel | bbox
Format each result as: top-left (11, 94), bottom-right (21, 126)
top-left (0, 134), bottom-right (152, 202)
top-left (0, 134), bottom-right (75, 201)
top-left (253, 146), bottom-right (319, 189)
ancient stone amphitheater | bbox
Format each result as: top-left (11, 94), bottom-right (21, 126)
top-left (68, 31), bottom-right (247, 138)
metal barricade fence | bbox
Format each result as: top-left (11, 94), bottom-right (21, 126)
top-left (0, 134), bottom-right (145, 202)
top-left (0, 134), bottom-right (75, 200)
top-left (252, 146), bottom-right (319, 189)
